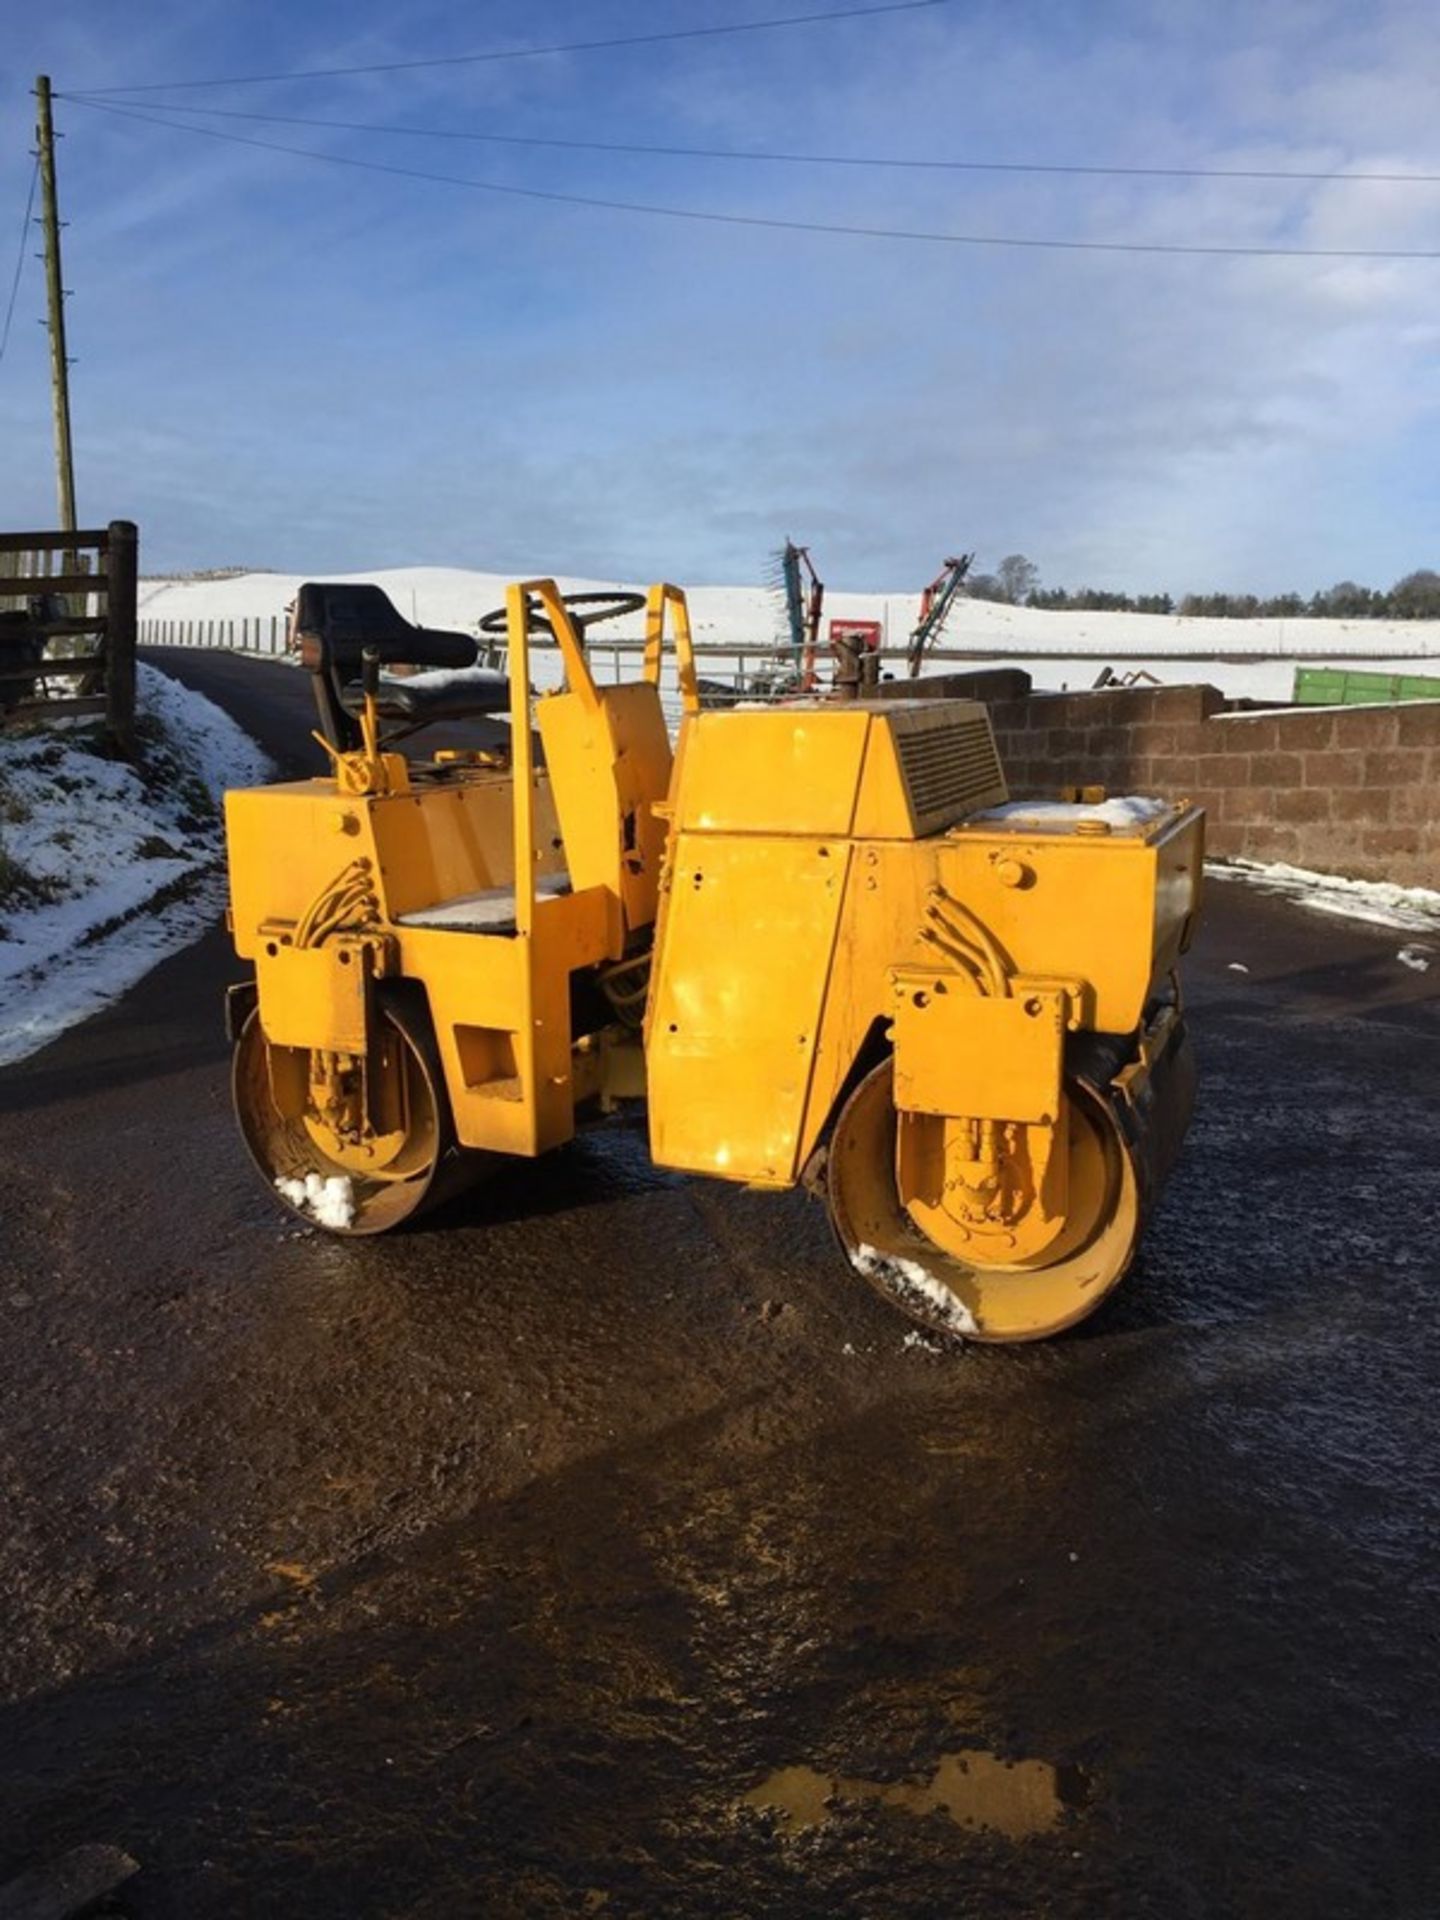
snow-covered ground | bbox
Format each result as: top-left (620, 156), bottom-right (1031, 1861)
top-left (138, 567), bottom-right (1440, 707)
top-left (0, 663), bottom-right (270, 1067)
top-left (1208, 859), bottom-right (1440, 968)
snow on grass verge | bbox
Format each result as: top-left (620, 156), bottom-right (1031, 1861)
top-left (1206, 858), bottom-right (1440, 934)
top-left (0, 662), bottom-right (270, 1067)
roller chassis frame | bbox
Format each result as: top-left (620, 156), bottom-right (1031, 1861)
top-left (223, 578), bottom-right (1205, 1343)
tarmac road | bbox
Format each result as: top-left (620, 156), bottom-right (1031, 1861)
top-left (0, 652), bottom-right (1436, 1919)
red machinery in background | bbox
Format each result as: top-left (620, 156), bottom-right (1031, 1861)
top-left (828, 617), bottom-right (883, 697)
top-left (907, 553), bottom-right (973, 676)
top-left (775, 544), bottom-right (974, 693)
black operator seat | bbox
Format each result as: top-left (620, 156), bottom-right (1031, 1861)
top-left (293, 582), bottom-right (509, 746)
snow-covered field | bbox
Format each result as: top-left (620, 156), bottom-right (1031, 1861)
top-left (0, 664), bottom-right (270, 1067)
top-left (138, 566), bottom-right (1440, 706)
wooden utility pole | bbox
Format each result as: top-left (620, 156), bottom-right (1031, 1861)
top-left (34, 76), bottom-right (78, 535)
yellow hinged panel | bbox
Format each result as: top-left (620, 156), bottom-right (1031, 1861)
top-left (671, 709), bottom-right (872, 836)
top-left (537, 691), bottom-right (615, 894)
top-left (891, 972), bottom-right (1066, 1125)
top-left (256, 938), bottom-right (372, 1055)
top-left (647, 834), bottom-right (851, 1182)
top-left (537, 680), bottom-right (673, 936)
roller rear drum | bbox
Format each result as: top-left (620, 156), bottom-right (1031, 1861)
top-left (826, 1022), bottom-right (1194, 1343)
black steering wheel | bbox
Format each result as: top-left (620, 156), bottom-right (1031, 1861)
top-left (477, 589), bottom-right (646, 638)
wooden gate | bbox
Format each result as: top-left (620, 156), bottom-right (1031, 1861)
top-left (0, 520), bottom-right (138, 752)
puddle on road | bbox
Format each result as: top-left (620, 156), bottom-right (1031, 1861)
top-left (742, 1749), bottom-right (1087, 1839)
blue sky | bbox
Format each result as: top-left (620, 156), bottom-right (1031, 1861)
top-left (1, 0), bottom-right (1437, 591)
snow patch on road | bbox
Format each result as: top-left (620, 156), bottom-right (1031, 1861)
top-left (0, 663), bottom-right (270, 1067)
top-left (901, 1327), bottom-right (946, 1354)
top-left (275, 1172), bottom-right (357, 1230)
top-left (852, 1242), bottom-right (977, 1338)
top-left (1206, 858), bottom-right (1440, 933)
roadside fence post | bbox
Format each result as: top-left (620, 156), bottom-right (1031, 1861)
top-left (105, 518), bottom-right (138, 755)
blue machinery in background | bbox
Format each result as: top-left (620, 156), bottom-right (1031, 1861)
top-left (778, 540), bottom-right (825, 686)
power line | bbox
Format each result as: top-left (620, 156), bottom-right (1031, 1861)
top-left (0, 156), bottom-right (39, 373)
top-left (74, 0), bottom-right (949, 95)
top-left (61, 97), bottom-right (1440, 260)
top-left (61, 94), bottom-right (1440, 188)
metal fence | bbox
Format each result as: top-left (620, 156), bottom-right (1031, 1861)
top-left (140, 614), bottom-right (287, 654)
top-left (1, 521), bottom-right (139, 751)
top-left (138, 614), bottom-right (959, 714)
top-left (140, 615), bottom-right (798, 681)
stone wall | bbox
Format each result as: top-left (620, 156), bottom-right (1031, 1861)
top-left (979, 681), bottom-right (1440, 889)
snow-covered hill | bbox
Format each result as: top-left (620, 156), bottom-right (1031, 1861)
top-left (138, 566), bottom-right (1440, 705)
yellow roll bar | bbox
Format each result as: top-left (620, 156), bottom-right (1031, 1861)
top-left (643, 582), bottom-right (700, 717)
top-left (503, 577), bottom-right (698, 938)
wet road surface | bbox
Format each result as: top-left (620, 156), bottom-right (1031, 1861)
top-left (1, 653), bottom-right (1437, 1917)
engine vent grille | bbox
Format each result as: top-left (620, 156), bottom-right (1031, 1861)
top-left (890, 706), bottom-right (1008, 833)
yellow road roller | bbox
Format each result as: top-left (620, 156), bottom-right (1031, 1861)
top-left (224, 578), bottom-right (1203, 1341)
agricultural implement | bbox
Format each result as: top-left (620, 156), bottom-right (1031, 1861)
top-left (907, 553), bottom-right (973, 676)
top-left (224, 578), bottom-right (1203, 1342)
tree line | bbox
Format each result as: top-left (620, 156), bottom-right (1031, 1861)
top-left (966, 556), bottom-right (1440, 619)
